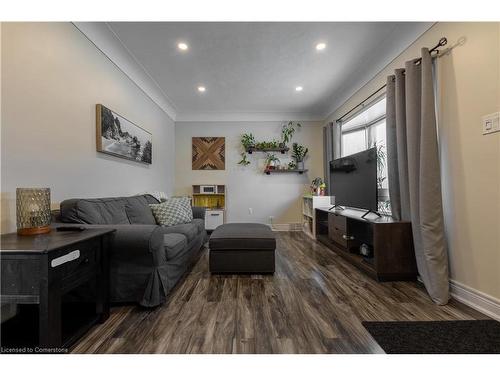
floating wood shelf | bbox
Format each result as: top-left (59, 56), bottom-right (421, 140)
top-left (264, 169), bottom-right (308, 175)
top-left (246, 146), bottom-right (289, 154)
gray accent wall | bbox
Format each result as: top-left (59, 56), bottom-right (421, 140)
top-left (1, 23), bottom-right (176, 233)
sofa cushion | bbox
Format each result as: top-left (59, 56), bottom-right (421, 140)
top-left (60, 198), bottom-right (128, 224)
top-left (125, 196), bottom-right (156, 225)
top-left (161, 223), bottom-right (199, 242)
top-left (60, 195), bottom-right (158, 225)
top-left (149, 197), bottom-right (193, 226)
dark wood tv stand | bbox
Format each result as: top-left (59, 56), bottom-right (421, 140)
top-left (315, 207), bottom-right (417, 281)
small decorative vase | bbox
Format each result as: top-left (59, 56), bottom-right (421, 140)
top-left (297, 161), bottom-right (304, 170)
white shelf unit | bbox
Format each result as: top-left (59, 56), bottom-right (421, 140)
top-left (192, 185), bottom-right (226, 231)
top-left (302, 195), bottom-right (333, 239)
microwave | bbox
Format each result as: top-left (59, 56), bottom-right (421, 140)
top-left (200, 185), bottom-right (217, 194)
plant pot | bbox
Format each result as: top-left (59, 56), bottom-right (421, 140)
top-left (296, 161), bottom-right (304, 170)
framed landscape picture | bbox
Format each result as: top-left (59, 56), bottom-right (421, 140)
top-left (96, 104), bottom-right (152, 164)
top-left (192, 137), bottom-right (225, 170)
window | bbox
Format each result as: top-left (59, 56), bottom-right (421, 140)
top-left (339, 95), bottom-right (391, 214)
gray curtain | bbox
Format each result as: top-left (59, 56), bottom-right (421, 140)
top-left (323, 124), bottom-right (333, 195)
top-left (386, 48), bottom-right (450, 305)
top-left (323, 122), bottom-right (341, 196)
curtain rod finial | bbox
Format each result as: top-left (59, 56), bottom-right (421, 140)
top-left (439, 37), bottom-right (447, 46)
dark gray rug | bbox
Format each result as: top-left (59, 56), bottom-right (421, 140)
top-left (362, 320), bottom-right (500, 354)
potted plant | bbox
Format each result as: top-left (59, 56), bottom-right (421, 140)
top-left (311, 177), bottom-right (323, 195)
top-left (292, 143), bottom-right (308, 170)
top-left (241, 133), bottom-right (255, 151)
top-left (370, 141), bottom-right (390, 213)
top-left (281, 121), bottom-right (301, 147)
top-left (264, 153), bottom-right (280, 171)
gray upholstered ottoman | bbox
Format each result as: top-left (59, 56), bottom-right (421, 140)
top-left (209, 223), bottom-right (276, 274)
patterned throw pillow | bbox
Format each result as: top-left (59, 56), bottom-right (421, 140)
top-left (149, 197), bottom-right (193, 226)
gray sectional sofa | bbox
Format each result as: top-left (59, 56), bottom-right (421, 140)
top-left (53, 194), bottom-right (206, 307)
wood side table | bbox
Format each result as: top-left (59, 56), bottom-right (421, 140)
top-left (0, 228), bottom-right (115, 350)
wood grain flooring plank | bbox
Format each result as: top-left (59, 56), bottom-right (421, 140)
top-left (72, 232), bottom-right (489, 354)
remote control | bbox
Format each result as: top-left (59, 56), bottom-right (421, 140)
top-left (56, 226), bottom-right (86, 232)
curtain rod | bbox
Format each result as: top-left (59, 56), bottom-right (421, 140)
top-left (336, 37), bottom-right (448, 124)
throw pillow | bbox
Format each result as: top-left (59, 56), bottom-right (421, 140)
top-left (139, 191), bottom-right (168, 202)
top-left (149, 197), bottom-right (193, 226)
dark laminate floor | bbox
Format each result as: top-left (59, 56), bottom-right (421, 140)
top-left (72, 231), bottom-right (486, 354)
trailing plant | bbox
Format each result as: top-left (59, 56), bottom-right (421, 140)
top-left (291, 143), bottom-right (308, 162)
top-left (237, 152), bottom-right (251, 166)
top-left (254, 139), bottom-right (281, 150)
top-left (281, 121), bottom-right (301, 145)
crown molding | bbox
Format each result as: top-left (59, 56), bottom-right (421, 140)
top-left (72, 22), bottom-right (177, 121)
top-left (175, 111), bottom-right (323, 123)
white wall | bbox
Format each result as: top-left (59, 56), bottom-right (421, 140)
top-left (326, 22), bottom-right (500, 302)
top-left (174, 121), bottom-right (324, 225)
top-left (1, 23), bottom-right (176, 233)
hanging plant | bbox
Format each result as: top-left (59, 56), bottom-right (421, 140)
top-left (281, 121), bottom-right (302, 146)
top-left (237, 152), bottom-right (251, 166)
top-left (237, 133), bottom-right (255, 166)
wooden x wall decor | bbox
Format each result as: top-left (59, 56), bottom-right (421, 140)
top-left (192, 137), bottom-right (226, 170)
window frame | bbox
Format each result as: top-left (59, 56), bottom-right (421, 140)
top-left (339, 93), bottom-right (387, 157)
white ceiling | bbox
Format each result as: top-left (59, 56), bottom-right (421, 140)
top-left (107, 22), bottom-right (432, 120)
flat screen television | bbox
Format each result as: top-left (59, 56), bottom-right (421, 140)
top-left (329, 147), bottom-right (378, 212)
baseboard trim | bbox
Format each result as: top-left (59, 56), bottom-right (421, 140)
top-left (450, 280), bottom-right (500, 321)
top-left (271, 223), bottom-right (302, 231)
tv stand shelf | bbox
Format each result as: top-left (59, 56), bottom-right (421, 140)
top-left (315, 207), bottom-right (417, 281)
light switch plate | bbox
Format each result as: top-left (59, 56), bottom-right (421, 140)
top-left (482, 112), bottom-right (500, 135)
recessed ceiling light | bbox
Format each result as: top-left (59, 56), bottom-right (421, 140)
top-left (316, 42), bottom-right (326, 51)
top-left (177, 42), bottom-right (188, 51)
top-left (198, 86), bottom-right (206, 92)
top-left (295, 86), bottom-right (303, 92)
